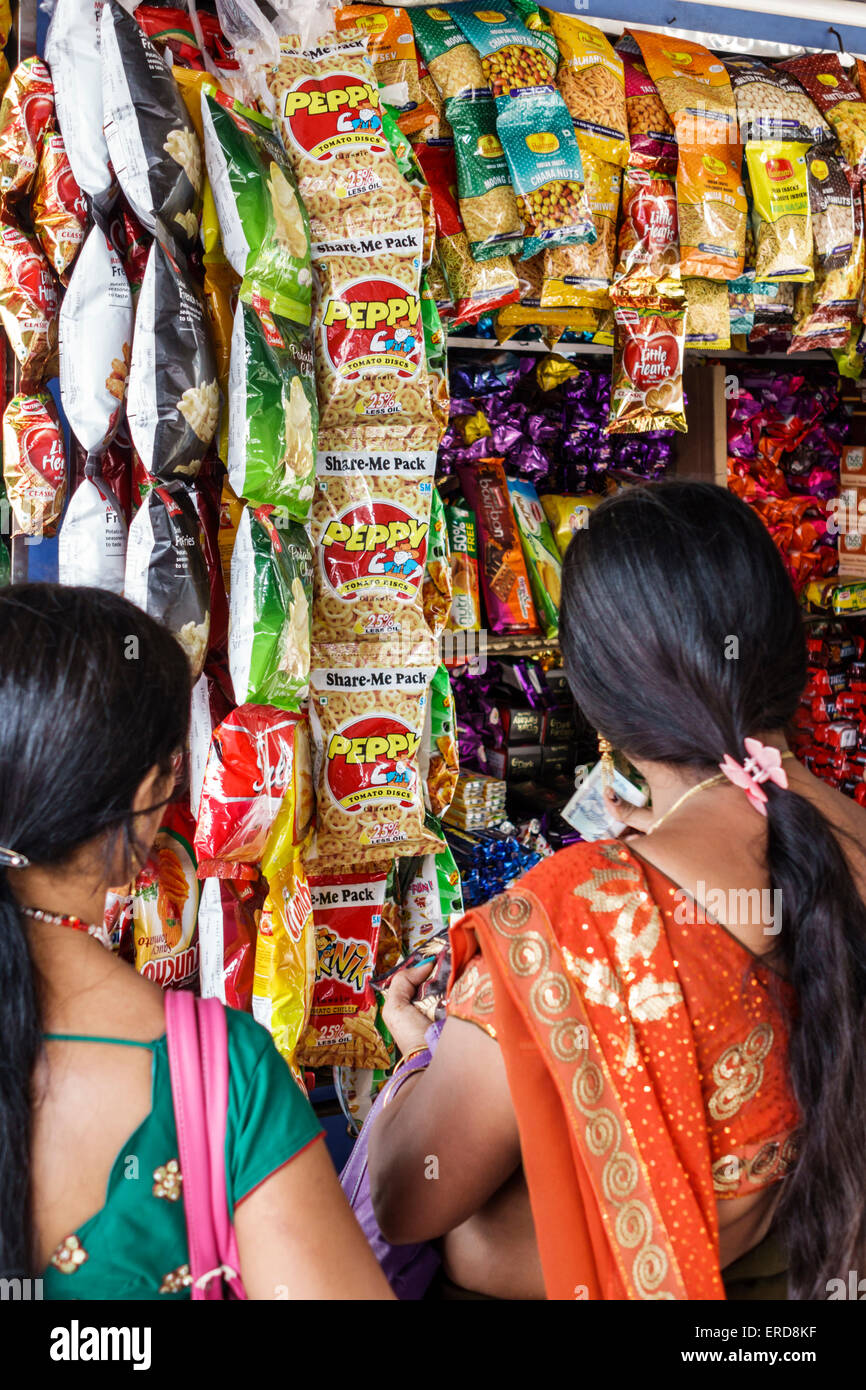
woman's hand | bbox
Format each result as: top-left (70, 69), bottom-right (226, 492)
top-left (381, 959), bottom-right (436, 1057)
top-left (604, 787), bottom-right (655, 836)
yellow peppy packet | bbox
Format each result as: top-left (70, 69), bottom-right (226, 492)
top-left (252, 858), bottom-right (316, 1081)
top-left (545, 12), bottom-right (628, 168)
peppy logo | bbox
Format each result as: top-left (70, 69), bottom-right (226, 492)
top-left (322, 278), bottom-right (423, 379)
top-left (279, 72), bottom-right (386, 160)
top-left (320, 501), bottom-right (428, 603)
top-left (325, 715), bottom-right (420, 813)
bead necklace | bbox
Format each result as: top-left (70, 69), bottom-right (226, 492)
top-left (20, 905), bottom-right (113, 949)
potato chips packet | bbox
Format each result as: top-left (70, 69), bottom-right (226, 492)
top-left (45, 0), bottom-right (112, 204)
top-left (58, 470), bottom-right (128, 595)
top-left (125, 479), bottom-right (212, 678)
top-left (133, 801), bottom-right (201, 989)
top-left (252, 857), bottom-right (316, 1078)
top-left (229, 505), bottom-right (313, 711)
top-left (59, 226), bottom-right (134, 458)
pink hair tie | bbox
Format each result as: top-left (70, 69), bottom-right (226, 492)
top-left (719, 738), bottom-right (789, 817)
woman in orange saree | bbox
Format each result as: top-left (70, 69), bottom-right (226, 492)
top-left (368, 482), bottom-right (866, 1301)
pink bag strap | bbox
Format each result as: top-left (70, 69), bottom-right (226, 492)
top-left (165, 992), bottom-right (245, 1300)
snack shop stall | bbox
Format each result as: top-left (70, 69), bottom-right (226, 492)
top-left (4, 0), bottom-right (866, 1149)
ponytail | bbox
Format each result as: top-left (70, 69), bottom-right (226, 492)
top-left (765, 787), bottom-right (866, 1299)
top-left (0, 870), bottom-right (41, 1278)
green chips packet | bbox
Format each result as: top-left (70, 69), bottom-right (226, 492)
top-left (227, 301), bottom-right (317, 520)
top-left (201, 91), bottom-right (312, 326)
top-left (228, 505), bottom-right (313, 711)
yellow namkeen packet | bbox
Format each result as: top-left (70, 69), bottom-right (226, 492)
top-left (252, 857), bottom-right (316, 1082)
top-left (544, 11), bottom-right (628, 168)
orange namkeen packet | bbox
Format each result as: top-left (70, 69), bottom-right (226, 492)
top-left (629, 30), bottom-right (746, 280)
top-left (335, 5), bottom-right (435, 135)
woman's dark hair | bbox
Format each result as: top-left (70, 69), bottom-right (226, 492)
top-left (560, 481), bottom-right (866, 1300)
top-left (0, 584), bottom-right (190, 1278)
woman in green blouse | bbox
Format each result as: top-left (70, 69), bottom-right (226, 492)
top-left (0, 584), bottom-right (390, 1301)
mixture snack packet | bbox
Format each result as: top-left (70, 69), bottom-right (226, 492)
top-left (410, 5), bottom-right (486, 100)
top-left (201, 89), bottom-right (312, 325)
top-left (745, 141), bottom-right (813, 282)
top-left (540, 491), bottom-right (603, 555)
top-left (457, 456), bottom-right (537, 633)
top-left (296, 867), bottom-right (391, 1071)
top-left (308, 660), bottom-right (443, 863)
top-left (546, 12), bottom-right (628, 167)
top-left (508, 476), bottom-right (562, 638)
top-left (0, 224), bottom-right (59, 388)
top-left (380, 104), bottom-right (435, 268)
top-left (497, 91), bottom-right (594, 259)
top-left (631, 30), bottom-right (745, 280)
top-left (618, 48), bottom-right (676, 173)
top-left (133, 801), bottom-right (200, 990)
top-left (446, 502), bottom-right (481, 631)
top-left (335, 5), bottom-right (428, 126)
top-left (2, 392), bottom-right (66, 536)
top-left (420, 664), bottom-right (459, 818)
top-left (792, 184), bottom-right (864, 352)
top-left (58, 470), bottom-right (128, 595)
top-left (450, 1), bottom-right (557, 99)
top-left (45, 0), bottom-right (112, 203)
top-left (421, 482), bottom-right (452, 639)
top-left (495, 252), bottom-right (597, 341)
top-left (31, 130), bottom-right (86, 282)
top-left (614, 167), bottom-right (679, 298)
top-left (608, 275), bottom-right (687, 433)
top-left (0, 57), bottom-right (55, 215)
top-left (446, 90), bottom-right (522, 261)
top-left (59, 227), bottom-right (134, 459)
top-left (726, 57), bottom-right (831, 145)
top-left (267, 28), bottom-right (420, 251)
top-left (101, 0), bottom-right (203, 249)
top-left (311, 437), bottom-right (436, 647)
top-left (541, 154), bottom-right (620, 308)
top-left (127, 239), bottom-right (219, 480)
top-left (807, 147), bottom-right (856, 273)
top-left (229, 505), bottom-right (313, 711)
top-left (684, 277), bottom-right (730, 350)
top-left (414, 139), bottom-right (519, 325)
top-left (779, 53), bottom-right (866, 181)
top-left (124, 479), bottom-right (211, 678)
top-left (228, 301), bottom-right (316, 516)
top-left (252, 857), bottom-right (316, 1077)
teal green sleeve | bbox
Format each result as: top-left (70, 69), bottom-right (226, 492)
top-left (224, 1009), bottom-right (323, 1213)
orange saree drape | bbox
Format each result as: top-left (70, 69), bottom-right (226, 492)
top-left (448, 839), bottom-right (797, 1301)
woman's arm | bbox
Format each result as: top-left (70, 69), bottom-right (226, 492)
top-left (234, 1138), bottom-right (395, 1300)
top-left (367, 1014), bottom-right (522, 1245)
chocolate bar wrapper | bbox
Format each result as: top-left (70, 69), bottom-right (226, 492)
top-left (457, 458), bottom-right (537, 634)
top-left (507, 477), bottom-right (562, 639)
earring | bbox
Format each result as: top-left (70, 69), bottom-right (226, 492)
top-left (598, 734), bottom-right (615, 794)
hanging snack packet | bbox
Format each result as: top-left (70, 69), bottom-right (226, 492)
top-left (267, 28), bottom-right (420, 252)
top-left (399, 840), bottom-right (463, 953)
top-left (422, 483), bottom-right (452, 639)
top-left (335, 5), bottom-right (426, 121)
top-left (807, 146), bottom-right (856, 273)
top-left (58, 470), bottom-right (128, 595)
top-left (252, 858), bottom-right (316, 1076)
top-left (414, 139), bottom-right (519, 325)
top-left (745, 141), bottom-right (813, 282)
top-left (495, 253), bottom-right (597, 341)
top-left (195, 705), bottom-right (309, 879)
top-left (0, 57), bottom-right (55, 215)
top-left (2, 392), bottom-right (66, 536)
top-left (59, 227), bottom-right (134, 459)
top-left (31, 130), bottom-right (86, 282)
top-left (631, 30), bottom-right (745, 280)
top-left (792, 183), bottom-right (864, 352)
top-left (421, 278), bottom-right (449, 440)
top-left (614, 167), bottom-right (679, 298)
top-left (420, 663), bottom-right (459, 819)
top-left (619, 49), bottom-right (676, 173)
top-left (449, 1), bottom-right (557, 99)
top-left (380, 104), bottom-right (435, 268)
top-left (497, 92), bottom-right (594, 259)
top-left (125, 479), bottom-right (211, 678)
top-left (410, 6), bottom-right (485, 100)
top-left (726, 57), bottom-right (830, 145)
top-left (133, 800), bottom-right (201, 990)
top-left (45, 0), bottom-right (112, 204)
top-left (229, 505), bottom-right (313, 712)
top-left (0, 224), bottom-right (58, 389)
top-left (446, 90), bottom-right (523, 261)
top-left (228, 302), bottom-right (316, 517)
top-left (540, 154), bottom-right (620, 309)
top-left (684, 277), bottom-right (730, 350)
top-left (127, 239), bottom-right (219, 480)
top-left (540, 492), bottom-right (603, 555)
top-left (201, 90), bottom-right (312, 326)
top-left (546, 12), bottom-right (628, 167)
top-left (308, 661), bottom-right (443, 863)
top-left (446, 502), bottom-right (481, 632)
top-left (198, 874), bottom-right (264, 1012)
top-left (508, 476), bottom-right (561, 639)
top-left (311, 437), bottom-right (435, 647)
top-left (297, 867), bottom-right (391, 1071)
top-left (779, 54), bottom-right (866, 182)
top-left (608, 275), bottom-right (687, 433)
top-left (457, 457), bottom-right (537, 633)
